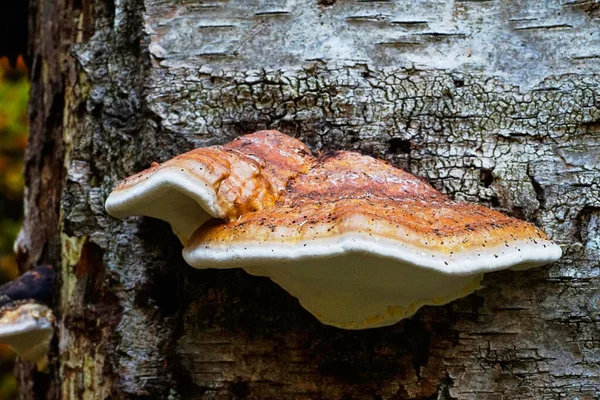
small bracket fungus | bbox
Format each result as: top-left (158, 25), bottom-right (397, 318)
top-left (107, 131), bottom-right (562, 329)
top-left (0, 301), bottom-right (54, 369)
top-left (0, 266), bottom-right (55, 369)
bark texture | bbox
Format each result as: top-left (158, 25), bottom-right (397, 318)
top-left (22, 0), bottom-right (600, 399)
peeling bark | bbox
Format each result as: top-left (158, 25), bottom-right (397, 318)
top-left (21, 0), bottom-right (600, 399)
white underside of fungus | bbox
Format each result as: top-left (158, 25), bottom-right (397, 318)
top-left (106, 168), bottom-right (220, 242)
top-left (184, 229), bottom-right (561, 329)
top-left (0, 302), bottom-right (54, 368)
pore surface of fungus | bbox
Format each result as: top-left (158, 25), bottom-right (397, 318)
top-left (107, 131), bottom-right (562, 329)
top-left (105, 131), bottom-right (314, 242)
top-left (0, 301), bottom-right (54, 368)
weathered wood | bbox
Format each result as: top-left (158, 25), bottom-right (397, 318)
top-left (22, 0), bottom-right (600, 398)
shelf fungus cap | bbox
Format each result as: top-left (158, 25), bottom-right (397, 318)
top-left (184, 151), bottom-right (562, 329)
top-left (0, 301), bottom-right (54, 369)
top-left (0, 266), bottom-right (56, 369)
top-left (105, 131), bottom-right (315, 242)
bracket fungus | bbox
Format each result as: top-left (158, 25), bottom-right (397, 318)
top-left (106, 131), bottom-right (562, 329)
top-left (0, 266), bottom-right (55, 369)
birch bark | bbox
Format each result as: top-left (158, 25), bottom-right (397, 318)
top-left (20, 0), bottom-right (600, 398)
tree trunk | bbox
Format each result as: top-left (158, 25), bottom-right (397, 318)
top-left (20, 0), bottom-right (600, 398)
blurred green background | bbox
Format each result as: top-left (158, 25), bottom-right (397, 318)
top-left (0, 56), bottom-right (29, 399)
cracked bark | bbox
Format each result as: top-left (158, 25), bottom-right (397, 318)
top-left (20, 0), bottom-right (600, 399)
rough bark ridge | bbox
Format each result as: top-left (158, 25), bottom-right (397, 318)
top-left (22, 0), bottom-right (600, 399)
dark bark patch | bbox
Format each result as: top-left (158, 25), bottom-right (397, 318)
top-left (480, 168), bottom-right (494, 188)
top-left (576, 206), bottom-right (600, 246)
top-left (427, 374), bottom-right (456, 400)
top-left (388, 138), bottom-right (411, 154)
top-left (64, 242), bottom-right (122, 344)
top-left (75, 241), bottom-right (103, 279)
top-left (452, 78), bottom-right (465, 88)
top-left (230, 378), bottom-right (251, 399)
top-left (403, 318), bottom-right (431, 377)
top-left (317, 0), bottom-right (337, 7)
top-left (135, 218), bottom-right (184, 317)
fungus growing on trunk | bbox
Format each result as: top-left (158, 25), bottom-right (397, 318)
top-left (183, 150), bottom-right (562, 329)
top-left (0, 302), bottom-right (54, 369)
top-left (105, 130), bottom-right (314, 242)
top-left (0, 266), bottom-right (55, 369)
top-left (106, 131), bottom-right (562, 329)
